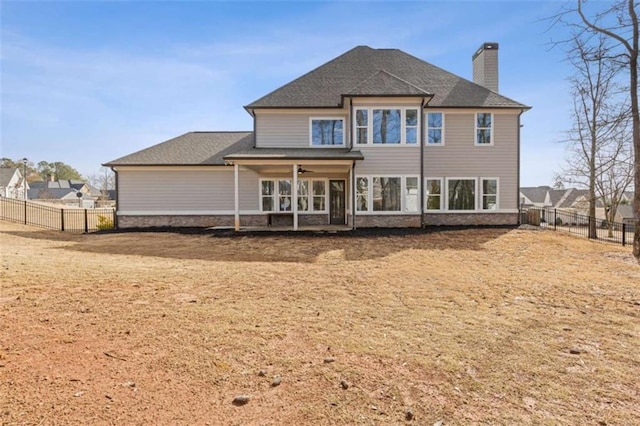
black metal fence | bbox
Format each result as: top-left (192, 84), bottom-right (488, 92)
top-left (520, 207), bottom-right (633, 247)
top-left (0, 198), bottom-right (116, 233)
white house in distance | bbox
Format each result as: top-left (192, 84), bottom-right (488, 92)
top-left (105, 43), bottom-right (530, 230)
top-left (0, 167), bottom-right (29, 199)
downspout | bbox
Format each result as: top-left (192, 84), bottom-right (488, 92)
top-left (517, 109), bottom-right (524, 224)
top-left (420, 95), bottom-right (433, 227)
top-left (348, 96), bottom-right (356, 229)
top-left (110, 167), bottom-right (119, 229)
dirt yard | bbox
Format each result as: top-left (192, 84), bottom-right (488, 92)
top-left (1, 222), bottom-right (638, 425)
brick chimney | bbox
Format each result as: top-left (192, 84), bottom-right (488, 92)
top-left (472, 42), bottom-right (499, 92)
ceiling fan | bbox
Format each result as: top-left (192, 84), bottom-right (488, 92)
top-left (297, 166), bottom-right (314, 174)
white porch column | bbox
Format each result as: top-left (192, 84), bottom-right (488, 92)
top-left (234, 163), bottom-right (240, 231)
top-left (348, 163), bottom-right (353, 227)
top-left (292, 163), bottom-right (298, 231)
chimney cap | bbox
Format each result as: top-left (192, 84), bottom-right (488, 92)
top-left (473, 42), bottom-right (499, 60)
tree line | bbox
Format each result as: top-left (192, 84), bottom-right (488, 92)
top-left (1, 158), bottom-right (114, 191)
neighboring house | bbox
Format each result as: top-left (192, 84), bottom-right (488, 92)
top-left (519, 186), bottom-right (551, 207)
top-left (0, 167), bottom-right (29, 199)
top-left (615, 204), bottom-right (634, 228)
top-left (27, 187), bottom-right (95, 208)
top-left (30, 179), bottom-right (101, 198)
top-left (105, 43), bottom-right (530, 229)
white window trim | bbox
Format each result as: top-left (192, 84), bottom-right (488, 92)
top-left (352, 107), bottom-right (420, 146)
top-left (309, 117), bottom-right (346, 147)
top-left (260, 178), bottom-right (328, 213)
top-left (424, 177), bottom-right (444, 212)
top-left (475, 112), bottom-right (493, 146)
top-left (425, 111), bottom-right (445, 146)
top-left (480, 177), bottom-right (499, 211)
top-left (445, 177), bottom-right (478, 212)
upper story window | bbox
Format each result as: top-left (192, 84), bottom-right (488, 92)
top-left (310, 118), bottom-right (344, 146)
top-left (476, 113), bottom-right (492, 145)
top-left (354, 107), bottom-right (419, 145)
top-left (355, 110), bottom-right (368, 145)
top-left (427, 112), bottom-right (444, 145)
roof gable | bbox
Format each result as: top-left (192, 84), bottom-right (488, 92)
top-left (345, 70), bottom-right (430, 97)
top-left (0, 168), bottom-right (20, 187)
top-left (246, 46), bottom-right (528, 109)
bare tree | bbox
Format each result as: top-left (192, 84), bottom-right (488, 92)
top-left (549, 0), bottom-right (638, 259)
top-left (88, 167), bottom-right (115, 199)
top-left (576, 0), bottom-right (639, 258)
top-left (558, 35), bottom-right (629, 238)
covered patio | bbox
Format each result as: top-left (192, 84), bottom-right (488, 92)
top-left (224, 149), bottom-right (363, 231)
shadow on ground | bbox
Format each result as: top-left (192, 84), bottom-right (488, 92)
top-left (6, 226), bottom-right (518, 263)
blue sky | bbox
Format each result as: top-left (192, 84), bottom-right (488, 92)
top-left (2, 0), bottom-right (580, 186)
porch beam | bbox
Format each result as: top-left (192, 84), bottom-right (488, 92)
top-left (234, 163), bottom-right (239, 231)
top-left (292, 163), bottom-right (298, 231)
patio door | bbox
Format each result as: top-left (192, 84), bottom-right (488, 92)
top-left (329, 180), bottom-right (345, 225)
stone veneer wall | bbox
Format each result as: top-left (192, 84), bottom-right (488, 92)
top-left (117, 215), bottom-right (267, 228)
top-left (354, 215), bottom-right (422, 228)
top-left (422, 213), bottom-right (518, 226)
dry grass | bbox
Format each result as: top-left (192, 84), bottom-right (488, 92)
top-left (1, 222), bottom-right (638, 425)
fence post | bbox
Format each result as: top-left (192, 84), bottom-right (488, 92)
top-left (61, 208), bottom-right (65, 231)
top-left (84, 209), bottom-right (89, 233)
top-left (554, 209), bottom-right (557, 231)
top-left (622, 224), bottom-right (626, 247)
top-left (113, 209), bottom-right (117, 230)
top-left (588, 215), bottom-right (592, 239)
top-left (24, 200), bottom-right (27, 225)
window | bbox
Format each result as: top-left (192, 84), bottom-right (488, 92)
top-left (405, 109), bottom-right (418, 144)
top-left (356, 177), bottom-right (369, 211)
top-left (312, 180), bottom-right (326, 211)
top-left (481, 178), bottom-right (498, 210)
top-left (404, 177), bottom-right (419, 212)
top-left (373, 109), bottom-right (401, 144)
top-left (297, 180), bottom-right (309, 211)
top-left (311, 118), bottom-right (344, 146)
top-left (427, 112), bottom-right (443, 145)
top-left (448, 179), bottom-right (476, 210)
top-left (476, 113), bottom-right (492, 145)
top-left (373, 177), bottom-right (401, 211)
top-left (279, 180), bottom-right (292, 211)
top-left (355, 108), bottom-right (420, 145)
top-left (261, 180), bottom-right (275, 212)
top-left (425, 179), bottom-right (442, 210)
top-left (261, 179), bottom-right (327, 212)
top-left (355, 109), bottom-right (368, 145)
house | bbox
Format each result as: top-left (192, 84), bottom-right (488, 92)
top-left (0, 167), bottom-right (29, 199)
top-left (27, 187), bottom-right (96, 208)
top-left (105, 43), bottom-right (530, 230)
top-left (519, 186), bottom-right (551, 207)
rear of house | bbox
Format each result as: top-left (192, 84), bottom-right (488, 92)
top-left (105, 44), bottom-right (530, 230)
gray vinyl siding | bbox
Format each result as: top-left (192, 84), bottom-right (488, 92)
top-left (255, 111), bottom-right (349, 148)
top-left (355, 147), bottom-right (421, 175)
top-left (118, 168), bottom-right (259, 212)
top-left (424, 113), bottom-right (518, 210)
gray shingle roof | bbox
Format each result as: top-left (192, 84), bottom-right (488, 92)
top-left (246, 46), bottom-right (528, 109)
top-left (28, 188), bottom-right (90, 200)
top-left (0, 168), bottom-right (19, 187)
top-left (224, 148), bottom-right (364, 161)
top-left (103, 132), bottom-right (254, 166)
top-left (520, 186), bottom-right (550, 204)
